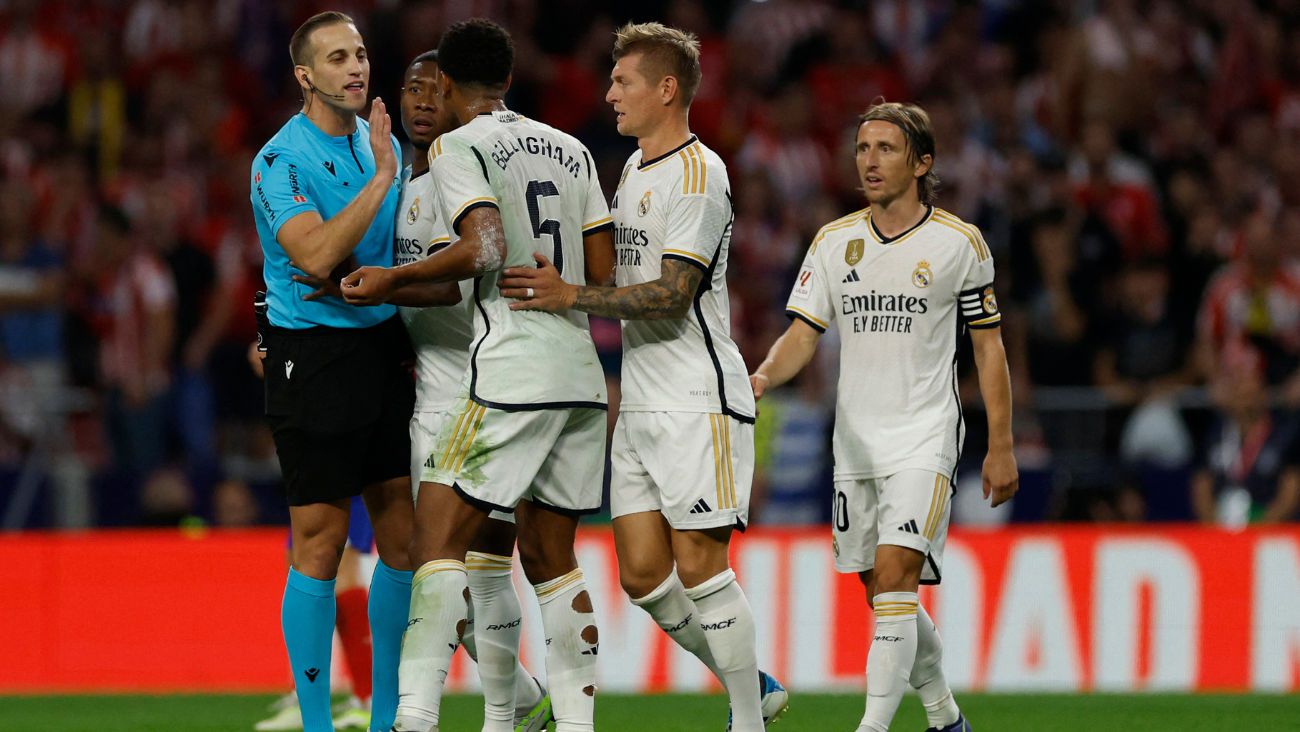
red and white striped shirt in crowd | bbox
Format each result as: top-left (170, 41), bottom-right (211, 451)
top-left (98, 249), bottom-right (176, 394)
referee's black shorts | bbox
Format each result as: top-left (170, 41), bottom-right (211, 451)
top-left (263, 315), bottom-right (415, 506)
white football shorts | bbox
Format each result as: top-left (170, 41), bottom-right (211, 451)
top-left (420, 389), bottom-right (606, 516)
top-left (410, 408), bottom-right (514, 523)
top-left (610, 411), bottom-right (753, 531)
top-left (831, 469), bottom-right (953, 584)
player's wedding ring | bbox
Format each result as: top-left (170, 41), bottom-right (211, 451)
top-left (526, 287), bottom-right (535, 299)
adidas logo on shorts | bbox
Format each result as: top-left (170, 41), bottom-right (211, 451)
top-left (689, 499), bottom-right (712, 514)
top-left (898, 519), bottom-right (920, 534)
top-left (843, 269), bottom-right (861, 283)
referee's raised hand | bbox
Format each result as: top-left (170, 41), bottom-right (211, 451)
top-left (369, 97), bottom-right (397, 180)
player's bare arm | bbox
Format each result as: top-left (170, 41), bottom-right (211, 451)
top-left (340, 206), bottom-right (506, 305)
top-left (499, 254), bottom-right (701, 319)
top-left (970, 326), bottom-right (1018, 507)
top-left (274, 99), bottom-right (399, 278)
top-left (750, 318), bottom-right (821, 400)
top-left (584, 229), bottom-right (616, 287)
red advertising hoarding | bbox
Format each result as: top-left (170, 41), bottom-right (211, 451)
top-left (2, 526), bottom-right (1298, 693)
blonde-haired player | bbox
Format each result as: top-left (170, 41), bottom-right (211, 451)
top-left (499, 21), bottom-right (786, 732)
top-left (752, 102), bottom-right (1018, 732)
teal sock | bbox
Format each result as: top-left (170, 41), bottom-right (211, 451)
top-left (369, 559), bottom-right (414, 732)
top-left (283, 568), bottom-right (336, 732)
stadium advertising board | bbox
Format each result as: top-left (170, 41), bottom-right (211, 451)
top-left (2, 526), bottom-right (1297, 693)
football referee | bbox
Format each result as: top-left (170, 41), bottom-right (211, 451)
top-left (249, 12), bottom-right (414, 732)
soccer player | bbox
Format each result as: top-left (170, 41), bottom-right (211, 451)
top-left (750, 102), bottom-right (1018, 732)
top-left (340, 20), bottom-right (615, 732)
top-left (497, 22), bottom-right (785, 732)
top-left (249, 12), bottom-right (415, 732)
top-left (390, 50), bottom-right (551, 732)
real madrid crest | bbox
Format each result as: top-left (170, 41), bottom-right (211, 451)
top-left (983, 286), bottom-right (999, 314)
top-left (638, 191), bottom-right (652, 217)
top-left (406, 197), bottom-right (420, 225)
top-left (913, 260), bottom-right (932, 288)
top-left (845, 238), bottom-right (864, 266)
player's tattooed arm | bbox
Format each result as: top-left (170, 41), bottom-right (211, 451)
top-left (498, 255), bottom-right (703, 320)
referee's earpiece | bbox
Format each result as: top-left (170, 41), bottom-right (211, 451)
top-left (304, 74), bottom-right (347, 101)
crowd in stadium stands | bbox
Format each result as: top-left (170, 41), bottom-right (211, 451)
top-left (2, 0), bottom-right (1300, 528)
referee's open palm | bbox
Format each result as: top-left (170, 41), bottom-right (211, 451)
top-left (368, 98), bottom-right (397, 180)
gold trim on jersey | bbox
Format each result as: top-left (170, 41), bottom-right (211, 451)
top-left (428, 136), bottom-right (445, 163)
top-left (933, 209), bottom-right (990, 261)
top-left (428, 236), bottom-right (451, 249)
top-left (663, 248), bottom-right (710, 266)
top-left (808, 208), bottom-right (870, 254)
top-left (969, 314), bottom-right (1002, 326)
top-left (582, 216), bottom-right (613, 231)
top-left (451, 197), bottom-right (499, 225)
top-left (680, 144), bottom-right (707, 195)
top-left (864, 207), bottom-right (934, 247)
top-left (786, 306), bottom-right (828, 330)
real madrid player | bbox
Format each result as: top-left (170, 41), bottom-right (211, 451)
top-left (751, 102), bottom-right (1018, 732)
top-left (498, 23), bottom-right (785, 732)
top-left (340, 20), bottom-right (614, 732)
top-left (300, 49), bottom-right (554, 732)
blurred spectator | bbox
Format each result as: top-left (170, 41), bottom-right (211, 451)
top-left (738, 83), bottom-right (830, 206)
top-left (1192, 357), bottom-right (1300, 526)
top-left (0, 179), bottom-right (66, 441)
top-left (139, 467), bottom-right (194, 526)
top-left (1196, 210), bottom-right (1300, 390)
top-left (1021, 208), bottom-right (1094, 386)
top-left (212, 477), bottom-right (259, 527)
top-left (93, 205), bottom-right (175, 477)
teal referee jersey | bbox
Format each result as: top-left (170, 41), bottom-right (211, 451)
top-left (251, 112), bottom-right (401, 329)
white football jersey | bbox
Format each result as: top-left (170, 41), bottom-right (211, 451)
top-left (785, 205), bottom-right (1000, 479)
top-left (395, 165), bottom-right (473, 413)
top-left (611, 137), bottom-right (754, 422)
top-left (428, 111), bottom-right (611, 408)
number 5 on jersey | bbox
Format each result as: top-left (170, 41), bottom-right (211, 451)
top-left (527, 179), bottom-right (562, 274)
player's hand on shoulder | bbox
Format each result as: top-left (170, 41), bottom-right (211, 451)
top-left (499, 252), bottom-right (575, 312)
top-left (982, 448), bottom-right (1019, 508)
top-left (341, 265), bottom-right (396, 306)
top-left (368, 97), bottom-right (397, 180)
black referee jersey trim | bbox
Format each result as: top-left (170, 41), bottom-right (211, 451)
top-left (785, 309), bottom-right (827, 333)
top-left (467, 276), bottom-right (610, 413)
top-left (452, 482), bottom-right (515, 514)
top-left (452, 201), bottom-right (500, 235)
top-left (693, 197), bottom-right (756, 426)
top-left (638, 135), bottom-right (699, 170)
top-left (531, 497), bottom-right (603, 517)
top-left (663, 252), bottom-right (708, 271)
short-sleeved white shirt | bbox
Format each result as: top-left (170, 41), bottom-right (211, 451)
top-left (610, 136), bottom-right (754, 422)
top-left (394, 165), bottom-right (473, 413)
top-left (785, 205), bottom-right (1000, 479)
top-left (428, 111), bottom-right (611, 409)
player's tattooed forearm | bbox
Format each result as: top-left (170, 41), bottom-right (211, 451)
top-left (571, 258), bottom-right (704, 320)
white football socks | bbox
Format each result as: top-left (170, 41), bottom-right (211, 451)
top-left (912, 603), bottom-right (960, 728)
top-left (535, 569), bottom-right (598, 732)
top-left (393, 560), bottom-right (469, 732)
top-left (466, 552), bottom-right (524, 732)
top-left (629, 570), bottom-right (726, 686)
top-left (684, 569), bottom-right (762, 732)
top-left (859, 592), bottom-right (919, 732)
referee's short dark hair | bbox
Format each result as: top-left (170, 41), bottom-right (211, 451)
top-left (290, 11), bottom-right (355, 68)
top-left (437, 20), bottom-right (514, 91)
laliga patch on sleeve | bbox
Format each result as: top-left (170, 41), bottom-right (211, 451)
top-left (792, 264), bottom-right (815, 300)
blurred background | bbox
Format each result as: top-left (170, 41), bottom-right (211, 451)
top-left (3, 0), bottom-right (1300, 532)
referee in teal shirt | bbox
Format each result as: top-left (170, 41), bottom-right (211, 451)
top-left (249, 12), bottom-right (414, 732)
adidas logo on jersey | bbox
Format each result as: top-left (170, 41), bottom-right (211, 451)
top-left (843, 269), bottom-right (861, 283)
top-left (690, 499), bottom-right (712, 514)
top-left (898, 519), bottom-right (920, 534)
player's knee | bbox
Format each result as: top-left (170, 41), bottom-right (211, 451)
top-left (872, 561), bottom-right (921, 595)
top-left (295, 540), bottom-right (345, 580)
top-left (517, 540), bottom-right (576, 586)
top-left (618, 567), bottom-right (663, 600)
